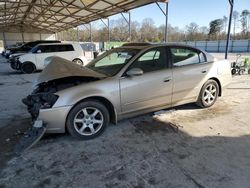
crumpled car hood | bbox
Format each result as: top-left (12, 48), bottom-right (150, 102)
top-left (34, 56), bottom-right (106, 85)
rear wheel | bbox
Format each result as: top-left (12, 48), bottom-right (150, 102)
top-left (239, 69), bottom-right (245, 75)
top-left (72, 58), bottom-right (83, 66)
top-left (21, 62), bottom-right (36, 74)
top-left (196, 80), bottom-right (219, 108)
top-left (231, 69), bottom-right (236, 75)
top-left (66, 100), bottom-right (109, 140)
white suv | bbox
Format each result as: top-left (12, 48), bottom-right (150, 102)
top-left (12, 43), bottom-right (88, 74)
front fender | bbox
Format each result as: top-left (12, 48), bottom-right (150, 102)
top-left (53, 79), bottom-right (120, 113)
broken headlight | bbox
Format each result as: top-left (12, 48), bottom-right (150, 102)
top-left (40, 93), bottom-right (59, 109)
top-left (22, 93), bottom-right (59, 120)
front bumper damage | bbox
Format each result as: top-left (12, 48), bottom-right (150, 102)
top-left (15, 91), bottom-right (59, 153)
top-left (10, 59), bottom-right (21, 70)
top-left (15, 58), bottom-right (104, 152)
top-left (22, 92), bottom-right (59, 120)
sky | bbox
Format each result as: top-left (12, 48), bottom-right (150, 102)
top-left (104, 0), bottom-right (250, 30)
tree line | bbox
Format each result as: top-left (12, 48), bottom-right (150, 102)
top-left (58, 9), bottom-right (250, 42)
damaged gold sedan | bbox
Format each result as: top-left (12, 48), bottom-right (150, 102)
top-left (22, 43), bottom-right (232, 141)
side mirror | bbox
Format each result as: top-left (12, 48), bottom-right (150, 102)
top-left (126, 68), bottom-right (143, 77)
top-left (36, 49), bottom-right (42, 53)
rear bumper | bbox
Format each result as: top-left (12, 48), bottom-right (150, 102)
top-left (37, 105), bottom-right (72, 133)
top-left (221, 74), bottom-right (232, 88)
top-left (219, 74), bottom-right (232, 96)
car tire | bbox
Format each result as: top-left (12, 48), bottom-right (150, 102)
top-left (239, 69), bottom-right (244, 75)
top-left (72, 58), bottom-right (83, 66)
top-left (21, 62), bottom-right (36, 74)
top-left (231, 69), bottom-right (236, 75)
top-left (66, 100), bottom-right (109, 140)
top-left (196, 80), bottom-right (219, 108)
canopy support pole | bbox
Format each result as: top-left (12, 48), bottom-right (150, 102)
top-left (225, 0), bottom-right (234, 59)
top-left (129, 12), bottom-right (131, 41)
top-left (121, 12), bottom-right (131, 41)
top-left (89, 23), bottom-right (92, 42)
top-left (156, 1), bottom-right (169, 42)
top-left (21, 33), bottom-right (24, 43)
top-left (3, 32), bottom-right (7, 47)
top-left (77, 27), bottom-right (79, 42)
top-left (100, 18), bottom-right (110, 42)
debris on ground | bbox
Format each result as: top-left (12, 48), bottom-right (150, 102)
top-left (14, 121), bottom-right (46, 155)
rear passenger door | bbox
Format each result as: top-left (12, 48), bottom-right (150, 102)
top-left (169, 46), bottom-right (212, 105)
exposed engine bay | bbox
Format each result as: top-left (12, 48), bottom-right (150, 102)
top-left (22, 76), bottom-right (100, 120)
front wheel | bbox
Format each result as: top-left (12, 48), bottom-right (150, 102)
top-left (21, 62), bottom-right (36, 74)
top-left (196, 80), bottom-right (219, 108)
top-left (66, 100), bottom-right (109, 140)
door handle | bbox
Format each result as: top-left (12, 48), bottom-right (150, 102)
top-left (201, 70), bottom-right (207, 73)
top-left (163, 77), bottom-right (172, 82)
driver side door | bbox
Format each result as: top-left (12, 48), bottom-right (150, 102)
top-left (119, 47), bottom-right (173, 114)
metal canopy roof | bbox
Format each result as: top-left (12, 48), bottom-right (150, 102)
top-left (0, 0), bottom-right (165, 33)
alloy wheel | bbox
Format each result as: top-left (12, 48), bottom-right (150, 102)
top-left (73, 107), bottom-right (104, 136)
top-left (203, 84), bottom-right (217, 105)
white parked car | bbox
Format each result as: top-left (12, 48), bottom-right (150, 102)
top-left (10, 43), bottom-right (88, 74)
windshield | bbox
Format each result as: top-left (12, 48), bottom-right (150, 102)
top-left (86, 48), bottom-right (140, 76)
top-left (21, 42), bottom-right (36, 50)
top-left (30, 45), bottom-right (39, 53)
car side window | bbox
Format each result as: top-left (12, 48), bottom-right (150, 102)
top-left (50, 45), bottom-right (61, 52)
top-left (170, 47), bottom-right (205, 67)
top-left (55, 45), bottom-right (74, 52)
top-left (129, 47), bottom-right (167, 73)
top-left (65, 45), bottom-right (74, 51)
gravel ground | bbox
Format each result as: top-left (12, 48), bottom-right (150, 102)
top-left (0, 54), bottom-right (250, 188)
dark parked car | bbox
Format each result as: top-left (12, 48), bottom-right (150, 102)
top-left (4, 40), bottom-right (61, 58)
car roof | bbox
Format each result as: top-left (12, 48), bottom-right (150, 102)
top-left (121, 42), bottom-right (198, 48)
top-left (118, 42), bottom-right (214, 61)
top-left (36, 43), bottom-right (73, 46)
top-left (119, 42), bottom-right (208, 53)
